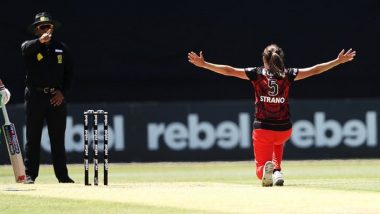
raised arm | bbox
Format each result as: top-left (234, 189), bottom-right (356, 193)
top-left (188, 51), bottom-right (249, 80)
top-left (21, 29), bottom-right (53, 56)
top-left (295, 49), bottom-right (356, 81)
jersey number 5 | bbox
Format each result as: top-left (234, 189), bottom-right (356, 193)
top-left (268, 79), bottom-right (279, 96)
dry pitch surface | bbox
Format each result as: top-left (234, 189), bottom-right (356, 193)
top-left (1, 160), bottom-right (380, 214)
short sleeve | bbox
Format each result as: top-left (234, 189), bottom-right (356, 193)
top-left (287, 68), bottom-right (299, 82)
top-left (245, 67), bottom-right (260, 81)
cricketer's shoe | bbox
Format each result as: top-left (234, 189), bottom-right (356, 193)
top-left (262, 161), bottom-right (274, 187)
top-left (23, 175), bottom-right (34, 184)
top-left (273, 170), bottom-right (284, 186)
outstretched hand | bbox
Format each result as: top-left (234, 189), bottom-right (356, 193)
top-left (188, 51), bottom-right (206, 68)
top-left (336, 49), bottom-right (356, 64)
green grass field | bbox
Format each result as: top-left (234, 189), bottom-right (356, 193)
top-left (1, 160), bottom-right (380, 214)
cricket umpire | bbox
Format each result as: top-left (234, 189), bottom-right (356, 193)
top-left (21, 12), bottom-right (74, 184)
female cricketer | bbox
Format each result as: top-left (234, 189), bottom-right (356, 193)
top-left (188, 44), bottom-right (356, 186)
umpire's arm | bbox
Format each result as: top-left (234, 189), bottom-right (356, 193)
top-left (21, 39), bottom-right (42, 56)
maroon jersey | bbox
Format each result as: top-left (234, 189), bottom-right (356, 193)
top-left (245, 67), bottom-right (298, 131)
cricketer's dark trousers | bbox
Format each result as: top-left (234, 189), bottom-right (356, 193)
top-left (24, 88), bottom-right (69, 180)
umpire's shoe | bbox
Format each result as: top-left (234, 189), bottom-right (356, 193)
top-left (24, 175), bottom-right (35, 184)
top-left (58, 177), bottom-right (75, 183)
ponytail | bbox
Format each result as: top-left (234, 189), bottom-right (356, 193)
top-left (262, 44), bottom-right (285, 79)
top-left (269, 52), bottom-right (285, 78)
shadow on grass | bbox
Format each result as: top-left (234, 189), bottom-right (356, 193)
top-left (2, 188), bottom-right (36, 192)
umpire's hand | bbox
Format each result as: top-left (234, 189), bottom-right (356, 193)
top-left (39, 29), bottom-right (53, 44)
top-left (50, 90), bottom-right (64, 106)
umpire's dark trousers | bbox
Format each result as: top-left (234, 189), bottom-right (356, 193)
top-left (24, 87), bottom-right (69, 180)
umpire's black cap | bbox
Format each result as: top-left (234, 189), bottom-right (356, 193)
top-left (28, 12), bottom-right (61, 33)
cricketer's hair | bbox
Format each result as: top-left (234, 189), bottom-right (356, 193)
top-left (262, 44), bottom-right (285, 78)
